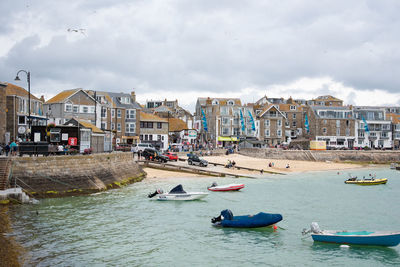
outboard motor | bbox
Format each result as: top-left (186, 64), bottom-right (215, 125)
top-left (148, 189), bottom-right (163, 198)
top-left (208, 182), bottom-right (218, 189)
top-left (311, 222), bottom-right (321, 233)
top-left (211, 215), bottom-right (222, 224)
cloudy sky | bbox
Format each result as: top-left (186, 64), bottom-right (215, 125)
top-left (1, 0), bottom-right (400, 112)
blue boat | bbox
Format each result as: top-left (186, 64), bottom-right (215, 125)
top-left (304, 223), bottom-right (400, 247)
top-left (211, 209), bottom-right (283, 228)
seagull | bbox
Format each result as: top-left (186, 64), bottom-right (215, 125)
top-left (67, 28), bottom-right (86, 36)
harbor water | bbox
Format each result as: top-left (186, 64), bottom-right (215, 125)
top-left (9, 168), bottom-right (400, 266)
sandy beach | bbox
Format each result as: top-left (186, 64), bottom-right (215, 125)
top-left (143, 154), bottom-right (366, 179)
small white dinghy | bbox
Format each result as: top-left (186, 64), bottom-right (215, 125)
top-left (148, 184), bottom-right (208, 201)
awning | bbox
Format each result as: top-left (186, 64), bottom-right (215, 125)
top-left (217, 136), bottom-right (238, 142)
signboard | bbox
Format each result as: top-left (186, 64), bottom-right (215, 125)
top-left (310, 140), bottom-right (326, 150)
top-left (18, 126), bottom-right (26, 134)
top-left (34, 132), bottom-right (41, 142)
top-left (62, 133), bottom-right (69, 141)
top-left (188, 130), bottom-right (197, 138)
top-left (68, 137), bottom-right (78, 146)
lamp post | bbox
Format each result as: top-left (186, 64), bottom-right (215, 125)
top-left (15, 70), bottom-right (31, 140)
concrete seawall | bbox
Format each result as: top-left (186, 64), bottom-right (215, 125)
top-left (239, 148), bottom-right (400, 163)
top-left (10, 153), bottom-right (146, 198)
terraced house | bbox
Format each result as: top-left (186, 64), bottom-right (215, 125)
top-left (257, 104), bottom-right (287, 146)
top-left (0, 82), bottom-right (46, 143)
top-left (139, 112), bottom-right (168, 150)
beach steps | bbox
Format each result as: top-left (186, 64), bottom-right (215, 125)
top-left (139, 160), bottom-right (256, 178)
top-left (0, 187), bottom-right (31, 204)
top-left (0, 158), bottom-right (11, 191)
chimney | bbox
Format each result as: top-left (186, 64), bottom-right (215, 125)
top-left (131, 91), bottom-right (136, 102)
top-left (40, 95), bottom-right (45, 102)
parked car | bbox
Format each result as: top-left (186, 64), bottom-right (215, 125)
top-left (115, 143), bottom-right (132, 152)
top-left (187, 154), bottom-right (208, 167)
top-left (163, 152), bottom-right (178, 161)
top-left (134, 143), bottom-right (155, 152)
top-left (142, 148), bottom-right (169, 162)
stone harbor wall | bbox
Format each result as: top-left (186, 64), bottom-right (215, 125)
top-left (10, 152), bottom-right (146, 198)
top-left (239, 148), bottom-right (400, 163)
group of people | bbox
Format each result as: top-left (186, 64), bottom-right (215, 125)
top-left (0, 141), bottom-right (19, 157)
top-left (268, 162), bottom-right (290, 168)
top-left (225, 159), bottom-right (236, 168)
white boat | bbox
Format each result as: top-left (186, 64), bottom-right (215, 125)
top-left (148, 184), bottom-right (208, 201)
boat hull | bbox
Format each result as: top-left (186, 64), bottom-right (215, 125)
top-left (157, 192), bottom-right (208, 201)
top-left (312, 231), bottom-right (400, 246)
top-left (208, 184), bottom-right (245, 192)
top-left (217, 212), bottom-right (282, 228)
top-left (345, 178), bottom-right (387, 185)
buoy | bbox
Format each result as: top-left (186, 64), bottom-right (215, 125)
top-left (273, 225), bottom-right (278, 230)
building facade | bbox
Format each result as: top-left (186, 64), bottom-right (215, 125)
top-left (139, 112), bottom-right (168, 150)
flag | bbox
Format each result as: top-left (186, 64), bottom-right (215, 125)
top-left (362, 116), bottom-right (369, 133)
top-left (201, 108), bottom-right (208, 132)
top-left (240, 109), bottom-right (245, 133)
top-left (305, 114), bottom-right (310, 133)
top-left (248, 110), bottom-right (256, 131)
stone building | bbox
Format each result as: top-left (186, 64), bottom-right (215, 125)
top-left (257, 104), bottom-right (287, 146)
top-left (387, 113), bottom-right (400, 149)
top-left (0, 82), bottom-right (46, 143)
top-left (307, 106), bottom-right (355, 148)
top-left (139, 112), bottom-right (168, 150)
top-left (278, 98), bottom-right (305, 143)
top-left (309, 95), bottom-right (343, 107)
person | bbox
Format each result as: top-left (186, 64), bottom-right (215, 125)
top-left (58, 143), bottom-right (64, 155)
top-left (138, 149), bottom-right (142, 160)
top-left (231, 160), bottom-right (236, 168)
top-left (286, 163), bottom-right (290, 169)
top-left (10, 140), bottom-right (17, 156)
top-left (5, 143), bottom-right (10, 157)
top-left (131, 145), bottom-right (136, 159)
top-left (268, 162), bottom-right (272, 168)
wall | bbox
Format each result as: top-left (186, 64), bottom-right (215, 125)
top-left (239, 148), bottom-right (400, 163)
top-left (0, 84), bottom-right (6, 144)
top-left (10, 152), bottom-right (145, 197)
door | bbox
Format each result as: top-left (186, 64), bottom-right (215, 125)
top-left (80, 129), bottom-right (91, 153)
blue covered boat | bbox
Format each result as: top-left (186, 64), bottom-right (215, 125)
top-left (304, 222), bottom-right (400, 247)
top-left (211, 209), bottom-right (283, 228)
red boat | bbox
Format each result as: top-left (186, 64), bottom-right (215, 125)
top-left (207, 182), bottom-right (245, 192)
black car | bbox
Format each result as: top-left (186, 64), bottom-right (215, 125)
top-left (142, 148), bottom-right (169, 162)
top-left (187, 154), bottom-right (208, 167)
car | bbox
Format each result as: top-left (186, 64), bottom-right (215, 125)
top-left (163, 152), bottom-right (178, 161)
top-left (115, 143), bottom-right (132, 152)
top-left (133, 143), bottom-right (155, 152)
top-left (187, 154), bottom-right (208, 167)
top-left (142, 148), bottom-right (169, 162)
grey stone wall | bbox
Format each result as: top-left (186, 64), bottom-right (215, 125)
top-left (10, 152), bottom-right (145, 197)
top-left (239, 148), bottom-right (400, 163)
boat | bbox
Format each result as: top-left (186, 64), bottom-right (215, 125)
top-left (390, 163), bottom-right (399, 169)
top-left (148, 184), bottom-right (208, 201)
top-left (344, 177), bottom-right (388, 185)
top-left (303, 222), bottom-right (400, 247)
top-left (211, 209), bottom-right (283, 228)
top-left (207, 182), bottom-right (245, 191)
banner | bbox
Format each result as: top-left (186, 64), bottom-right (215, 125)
top-left (201, 108), bottom-right (208, 132)
top-left (248, 110), bottom-right (256, 131)
top-left (305, 114), bottom-right (310, 133)
top-left (362, 116), bottom-right (369, 133)
top-left (240, 109), bottom-right (245, 133)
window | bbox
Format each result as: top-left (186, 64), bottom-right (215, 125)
top-left (292, 121), bottom-right (297, 127)
top-left (65, 104), bottom-right (72, 112)
top-left (290, 105), bottom-right (296, 110)
top-left (381, 132), bottom-right (388, 138)
top-left (323, 128), bottom-right (327, 134)
top-left (293, 113), bottom-right (296, 119)
top-left (111, 109), bottom-right (115, 118)
top-left (149, 135), bottom-right (153, 141)
top-left (212, 99), bottom-right (219, 105)
top-left (265, 129), bottom-right (270, 137)
top-left (227, 100), bottom-right (234, 105)
top-left (101, 107), bottom-right (107, 118)
top-left (277, 129), bottom-right (282, 137)
top-left (222, 127), bottom-right (230, 135)
top-left (233, 128), bottom-right (240, 136)
top-left (50, 129), bottom-right (61, 142)
top-left (73, 106), bottom-right (79, 113)
top-left (126, 109), bottom-right (136, 119)
top-left (111, 123), bottom-right (115, 130)
top-left (269, 111), bottom-right (277, 117)
top-left (90, 106), bottom-right (95, 113)
top-left (101, 122), bottom-right (106, 130)
top-left (222, 117), bottom-right (230, 125)
top-left (264, 119), bottom-right (270, 127)
top-left (117, 123), bottom-right (121, 132)
top-left (127, 123), bottom-right (136, 133)
top-left (336, 120), bottom-right (340, 127)
top-left (157, 122), bottom-right (162, 129)
top-left (140, 122), bottom-right (154, 128)
top-left (336, 128), bottom-right (340, 136)
top-left (220, 106), bottom-right (229, 115)
top-left (117, 109), bottom-right (121, 118)
top-left (346, 128), bottom-right (350, 136)
top-left (18, 116), bottom-right (26, 125)
top-left (277, 120), bottom-right (282, 127)
top-left (83, 106), bottom-right (88, 113)
top-left (157, 135), bottom-right (161, 141)
top-left (233, 118), bottom-right (239, 125)
top-left (144, 135), bottom-right (148, 141)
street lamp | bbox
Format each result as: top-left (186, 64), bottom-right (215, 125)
top-left (15, 70), bottom-right (31, 140)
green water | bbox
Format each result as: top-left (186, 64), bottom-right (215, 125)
top-left (9, 168), bottom-right (400, 266)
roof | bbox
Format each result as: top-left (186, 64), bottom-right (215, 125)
top-left (77, 120), bottom-right (104, 133)
top-left (386, 113), bottom-right (400, 124)
top-left (197, 97), bottom-right (242, 106)
top-left (258, 104), bottom-right (286, 118)
top-left (313, 95), bottom-right (343, 102)
top-left (278, 103), bottom-right (302, 112)
top-left (154, 105), bottom-right (173, 113)
top-left (2, 82), bottom-right (40, 101)
top-left (106, 92), bottom-right (142, 109)
top-left (168, 118), bottom-right (188, 132)
top-left (46, 89), bottom-right (78, 103)
top-left (140, 112), bottom-right (168, 122)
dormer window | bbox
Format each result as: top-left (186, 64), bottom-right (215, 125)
top-left (212, 99), bottom-right (219, 105)
top-left (290, 105), bottom-right (296, 110)
top-left (227, 100), bottom-right (234, 106)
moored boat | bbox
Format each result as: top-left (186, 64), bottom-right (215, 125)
top-left (207, 182), bottom-right (245, 191)
top-left (303, 222), bottom-right (400, 247)
top-left (148, 184), bottom-right (208, 201)
top-left (344, 178), bottom-right (387, 185)
top-left (211, 209), bottom-right (283, 228)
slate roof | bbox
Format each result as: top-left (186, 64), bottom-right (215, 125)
top-left (106, 92), bottom-right (142, 109)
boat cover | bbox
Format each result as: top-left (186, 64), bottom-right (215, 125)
top-left (169, 184), bottom-right (187, 194)
top-left (219, 210), bottom-right (282, 228)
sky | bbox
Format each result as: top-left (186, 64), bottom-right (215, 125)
top-left (1, 0), bottom-right (400, 112)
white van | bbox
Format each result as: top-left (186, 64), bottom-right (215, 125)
top-left (134, 143), bottom-right (154, 152)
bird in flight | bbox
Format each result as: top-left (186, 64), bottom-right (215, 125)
top-left (67, 28), bottom-right (86, 35)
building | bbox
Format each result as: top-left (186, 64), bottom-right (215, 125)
top-left (257, 104), bottom-right (287, 146)
top-left (139, 112), bottom-right (168, 150)
top-left (278, 98), bottom-right (305, 143)
top-left (307, 106), bottom-right (355, 148)
top-left (0, 82), bottom-right (46, 143)
top-left (353, 106), bottom-right (392, 149)
top-left (44, 89), bottom-right (101, 127)
top-left (146, 99), bottom-right (194, 129)
top-left (195, 97), bottom-right (257, 147)
top-left (309, 95), bottom-right (343, 107)
top-left (387, 113), bottom-right (400, 149)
